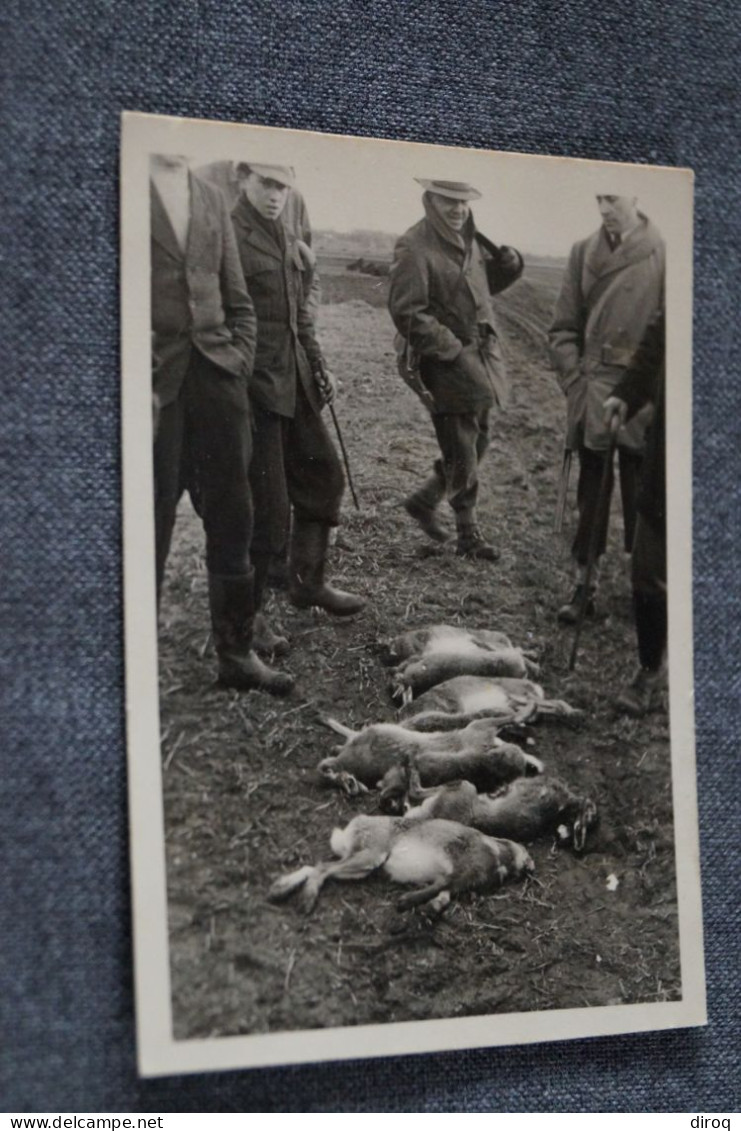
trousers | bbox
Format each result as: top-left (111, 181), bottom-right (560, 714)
top-left (153, 349), bottom-right (253, 595)
top-left (631, 513), bottom-right (667, 670)
top-left (415, 408), bottom-right (491, 519)
top-left (572, 443), bottom-right (642, 566)
top-left (249, 381), bottom-right (344, 599)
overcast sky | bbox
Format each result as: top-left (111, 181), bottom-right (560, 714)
top-left (133, 114), bottom-right (693, 258)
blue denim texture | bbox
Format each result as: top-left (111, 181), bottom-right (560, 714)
top-left (2, 0), bottom-right (739, 1112)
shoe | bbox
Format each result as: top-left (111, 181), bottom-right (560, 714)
top-left (217, 650), bottom-right (294, 696)
top-left (557, 585), bottom-right (596, 625)
top-left (288, 519), bottom-right (366, 617)
top-left (615, 667), bottom-right (666, 717)
top-left (455, 524), bottom-right (500, 561)
top-left (404, 496), bottom-right (450, 543)
top-left (208, 572), bottom-right (294, 696)
top-left (253, 612), bottom-right (290, 658)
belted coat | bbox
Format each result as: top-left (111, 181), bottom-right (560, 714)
top-left (548, 215), bottom-right (665, 451)
top-left (150, 173), bottom-right (257, 408)
top-left (231, 196), bottom-right (323, 418)
top-left (388, 200), bottom-right (524, 414)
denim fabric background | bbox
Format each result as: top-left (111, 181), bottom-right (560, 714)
top-left (2, 0), bottom-right (739, 1113)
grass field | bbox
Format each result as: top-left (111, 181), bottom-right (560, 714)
top-left (158, 255), bottom-right (679, 1041)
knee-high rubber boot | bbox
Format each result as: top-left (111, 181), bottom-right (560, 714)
top-left (288, 518), bottom-right (365, 616)
top-left (208, 572), bottom-right (294, 696)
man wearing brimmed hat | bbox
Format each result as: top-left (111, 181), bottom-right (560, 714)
top-left (150, 154), bottom-right (293, 696)
top-left (388, 178), bottom-right (523, 560)
top-left (549, 194), bottom-right (664, 624)
top-left (231, 163), bottom-right (365, 634)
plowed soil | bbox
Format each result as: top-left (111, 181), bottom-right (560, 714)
top-left (158, 257), bottom-right (680, 1042)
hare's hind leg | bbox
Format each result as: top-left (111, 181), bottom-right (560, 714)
top-left (298, 847), bottom-right (390, 913)
top-left (396, 880), bottom-right (450, 911)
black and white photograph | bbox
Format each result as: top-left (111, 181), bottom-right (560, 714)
top-left (120, 111), bottom-right (704, 1077)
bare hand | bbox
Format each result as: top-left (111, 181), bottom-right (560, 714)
top-left (603, 395), bottom-right (628, 429)
top-left (315, 364), bottom-right (338, 406)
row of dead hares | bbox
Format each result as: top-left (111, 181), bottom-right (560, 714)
top-left (269, 625), bottom-right (598, 915)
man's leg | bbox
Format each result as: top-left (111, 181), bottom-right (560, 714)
top-left (558, 444), bottom-right (614, 623)
top-left (248, 402), bottom-right (291, 655)
top-left (616, 514), bottom-right (667, 716)
top-left (186, 356), bottom-right (293, 694)
top-left (404, 457), bottom-right (449, 543)
top-left (433, 411), bottom-right (498, 561)
top-left (618, 446), bottom-right (643, 553)
top-left (286, 384), bottom-right (365, 615)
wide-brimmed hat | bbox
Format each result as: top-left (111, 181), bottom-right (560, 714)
top-left (415, 178), bottom-right (481, 201)
top-left (237, 163), bottom-right (295, 188)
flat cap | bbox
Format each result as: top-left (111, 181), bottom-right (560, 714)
top-left (415, 178), bottom-right (481, 201)
top-left (239, 163), bottom-right (295, 188)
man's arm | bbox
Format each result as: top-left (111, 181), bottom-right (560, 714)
top-left (478, 238), bottom-right (524, 295)
top-left (218, 193), bottom-right (257, 375)
top-left (605, 311), bottom-right (665, 424)
top-left (548, 242), bottom-right (585, 392)
top-left (388, 239), bottom-right (462, 361)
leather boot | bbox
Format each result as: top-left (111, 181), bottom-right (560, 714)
top-left (404, 475), bottom-right (449, 542)
top-left (455, 516), bottom-right (499, 561)
top-left (208, 573), bottom-right (294, 696)
top-left (615, 666), bottom-right (667, 717)
top-left (557, 584), bottom-right (596, 625)
top-left (288, 519), bottom-right (365, 616)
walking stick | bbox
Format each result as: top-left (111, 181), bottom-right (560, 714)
top-left (567, 417), bottom-right (619, 672)
top-left (315, 361), bottom-right (360, 511)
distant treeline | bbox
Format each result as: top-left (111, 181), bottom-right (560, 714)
top-left (314, 230), bottom-right (397, 258)
top-left (315, 229), bottom-right (564, 270)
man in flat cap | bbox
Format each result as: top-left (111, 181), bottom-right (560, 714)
top-left (549, 194), bottom-right (664, 623)
top-left (231, 164), bottom-right (364, 641)
top-left (150, 153), bottom-right (292, 695)
top-left (388, 178), bottom-right (524, 559)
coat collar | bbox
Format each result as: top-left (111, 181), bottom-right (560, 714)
top-left (422, 191), bottom-right (475, 255)
top-left (231, 196), bottom-right (286, 261)
top-left (585, 214), bottom-right (663, 279)
top-left (150, 172), bottom-right (216, 263)
top-left (150, 178), bottom-right (183, 260)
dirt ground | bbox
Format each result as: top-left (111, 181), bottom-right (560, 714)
top-left (158, 256), bottom-right (680, 1041)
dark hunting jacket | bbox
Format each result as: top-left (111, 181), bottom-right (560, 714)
top-left (231, 196), bottom-right (323, 418)
top-left (388, 195), bottom-right (524, 414)
top-left (614, 310), bottom-right (666, 530)
top-left (150, 173), bottom-right (257, 407)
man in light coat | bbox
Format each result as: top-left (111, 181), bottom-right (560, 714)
top-left (388, 178), bottom-right (523, 560)
top-left (150, 153), bottom-right (292, 695)
top-left (549, 194), bottom-right (664, 622)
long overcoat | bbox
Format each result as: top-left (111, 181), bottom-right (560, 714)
top-left (388, 203), bottom-right (523, 414)
top-left (150, 173), bottom-right (257, 408)
top-left (548, 216), bottom-right (665, 451)
top-left (231, 196), bottom-right (322, 418)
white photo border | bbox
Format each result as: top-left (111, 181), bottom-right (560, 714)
top-left (121, 110), bottom-right (704, 1077)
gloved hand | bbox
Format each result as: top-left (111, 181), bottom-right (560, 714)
top-left (498, 245), bottom-right (521, 272)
